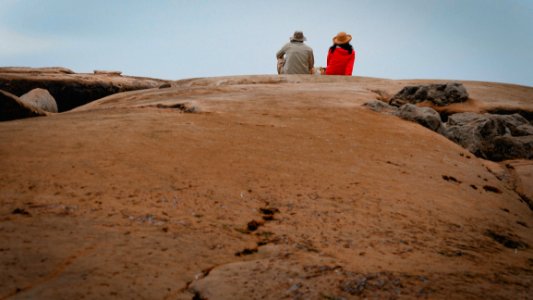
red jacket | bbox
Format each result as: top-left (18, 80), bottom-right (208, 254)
top-left (326, 48), bottom-right (356, 76)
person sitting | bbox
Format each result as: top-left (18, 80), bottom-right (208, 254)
top-left (276, 31), bottom-right (315, 75)
top-left (325, 32), bottom-right (356, 76)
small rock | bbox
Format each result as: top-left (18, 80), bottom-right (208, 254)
top-left (398, 104), bottom-right (443, 132)
top-left (363, 100), bottom-right (399, 115)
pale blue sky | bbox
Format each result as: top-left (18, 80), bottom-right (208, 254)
top-left (1, 0), bottom-right (532, 86)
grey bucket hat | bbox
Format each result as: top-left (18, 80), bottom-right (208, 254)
top-left (290, 31), bottom-right (307, 42)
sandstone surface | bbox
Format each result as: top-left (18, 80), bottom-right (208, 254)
top-left (0, 74), bottom-right (532, 299)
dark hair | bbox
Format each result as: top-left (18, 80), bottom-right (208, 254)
top-left (329, 43), bottom-right (353, 54)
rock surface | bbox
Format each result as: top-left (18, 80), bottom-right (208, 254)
top-left (19, 88), bottom-right (58, 113)
top-left (0, 74), bottom-right (532, 299)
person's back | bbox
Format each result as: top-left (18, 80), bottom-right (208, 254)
top-left (326, 46), bottom-right (355, 75)
top-left (325, 32), bottom-right (356, 76)
top-left (276, 31), bottom-right (314, 75)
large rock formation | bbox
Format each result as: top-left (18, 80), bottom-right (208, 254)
top-left (1, 74), bottom-right (532, 299)
top-left (0, 67), bottom-right (169, 113)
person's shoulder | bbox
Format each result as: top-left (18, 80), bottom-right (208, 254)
top-left (303, 43), bottom-right (314, 51)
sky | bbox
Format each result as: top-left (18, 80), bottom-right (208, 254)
top-left (1, 0), bottom-right (532, 86)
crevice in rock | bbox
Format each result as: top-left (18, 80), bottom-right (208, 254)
top-left (438, 111), bottom-right (452, 122)
top-left (192, 292), bottom-right (207, 300)
top-left (11, 208), bottom-right (31, 216)
top-left (442, 175), bottom-right (461, 184)
top-left (517, 193), bottom-right (533, 211)
top-left (484, 230), bottom-right (529, 250)
top-left (246, 219), bottom-right (263, 232)
top-left (1, 79), bottom-right (124, 112)
top-left (234, 247), bottom-right (258, 256)
top-left (484, 107), bottom-right (533, 122)
top-left (500, 163), bottom-right (533, 211)
top-left (482, 185), bottom-right (502, 194)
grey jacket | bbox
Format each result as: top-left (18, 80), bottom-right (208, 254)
top-left (276, 42), bottom-right (314, 74)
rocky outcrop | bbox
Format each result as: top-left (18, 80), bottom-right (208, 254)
top-left (0, 67), bottom-right (169, 113)
top-left (19, 88), bottom-right (58, 113)
top-left (389, 82), bottom-right (469, 107)
top-left (443, 113), bottom-right (533, 161)
top-left (366, 82), bottom-right (533, 161)
top-left (0, 89), bottom-right (48, 121)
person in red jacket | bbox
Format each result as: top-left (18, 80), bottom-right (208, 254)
top-left (325, 32), bottom-right (356, 76)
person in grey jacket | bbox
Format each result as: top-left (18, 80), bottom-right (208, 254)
top-left (276, 31), bottom-right (315, 75)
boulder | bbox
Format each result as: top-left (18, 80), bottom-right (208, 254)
top-left (362, 100), bottom-right (398, 115)
top-left (443, 113), bottom-right (533, 161)
top-left (19, 88), bottom-right (58, 113)
top-left (398, 104), bottom-right (443, 132)
top-left (390, 82), bottom-right (469, 107)
top-left (0, 89), bottom-right (47, 121)
top-left (485, 136), bottom-right (533, 161)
